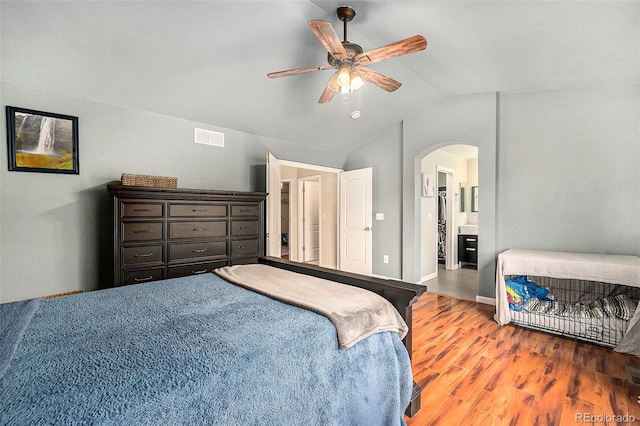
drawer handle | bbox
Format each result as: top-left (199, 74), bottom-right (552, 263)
top-left (466, 248), bottom-right (476, 252)
top-left (193, 248), bottom-right (208, 253)
top-left (133, 208), bottom-right (153, 212)
top-left (134, 229), bottom-right (154, 234)
top-left (192, 209), bottom-right (208, 212)
top-left (134, 276), bottom-right (153, 282)
top-left (466, 238), bottom-right (476, 242)
top-left (192, 228), bottom-right (208, 231)
top-left (238, 245), bottom-right (251, 249)
top-left (192, 269), bottom-right (208, 275)
top-left (134, 253), bottom-right (154, 258)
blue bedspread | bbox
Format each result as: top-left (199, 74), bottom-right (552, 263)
top-left (0, 273), bottom-right (412, 425)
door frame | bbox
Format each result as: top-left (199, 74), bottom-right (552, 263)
top-left (297, 175), bottom-right (321, 264)
top-left (281, 179), bottom-right (293, 259)
top-left (436, 165), bottom-right (455, 271)
top-left (266, 152), bottom-right (282, 257)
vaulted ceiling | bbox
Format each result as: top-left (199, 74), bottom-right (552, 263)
top-left (2, 1), bottom-right (638, 154)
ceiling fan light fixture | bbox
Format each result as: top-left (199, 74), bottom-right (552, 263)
top-left (349, 70), bottom-right (364, 91)
top-left (327, 72), bottom-right (340, 92)
top-left (337, 66), bottom-right (351, 87)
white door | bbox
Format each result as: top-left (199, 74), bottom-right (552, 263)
top-left (266, 152), bottom-right (281, 257)
top-left (339, 168), bottom-right (372, 275)
top-left (302, 180), bottom-right (320, 262)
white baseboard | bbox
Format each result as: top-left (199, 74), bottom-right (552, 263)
top-left (371, 273), bottom-right (430, 287)
top-left (476, 295), bottom-right (496, 305)
top-left (419, 272), bottom-right (438, 283)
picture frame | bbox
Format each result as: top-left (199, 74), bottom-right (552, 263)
top-left (6, 106), bottom-right (79, 174)
top-left (421, 172), bottom-right (435, 197)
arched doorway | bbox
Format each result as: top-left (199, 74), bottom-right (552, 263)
top-left (400, 92), bottom-right (498, 304)
top-left (419, 144), bottom-right (478, 300)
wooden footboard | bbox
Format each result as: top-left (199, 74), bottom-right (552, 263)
top-left (257, 256), bottom-right (425, 417)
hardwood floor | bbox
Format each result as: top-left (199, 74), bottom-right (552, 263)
top-left (405, 292), bottom-right (640, 425)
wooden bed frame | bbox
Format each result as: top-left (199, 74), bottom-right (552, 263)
top-left (258, 256), bottom-right (426, 417)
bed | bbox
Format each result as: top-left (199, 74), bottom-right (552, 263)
top-left (1, 258), bottom-right (425, 424)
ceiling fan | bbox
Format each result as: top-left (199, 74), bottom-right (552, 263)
top-left (267, 6), bottom-right (427, 104)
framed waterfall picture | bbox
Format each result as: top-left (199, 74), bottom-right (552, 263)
top-left (6, 106), bottom-right (79, 174)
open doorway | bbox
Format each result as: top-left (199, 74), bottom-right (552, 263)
top-left (420, 145), bottom-right (478, 301)
top-left (265, 152), bottom-right (372, 274)
top-left (280, 181), bottom-right (291, 259)
top-left (267, 153), bottom-right (340, 269)
top-left (436, 166), bottom-right (455, 271)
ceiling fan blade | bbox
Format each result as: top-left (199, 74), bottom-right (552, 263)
top-left (359, 67), bottom-right (401, 92)
top-left (308, 20), bottom-right (348, 60)
top-left (355, 35), bottom-right (427, 65)
top-left (318, 85), bottom-right (337, 103)
top-left (267, 64), bottom-right (333, 79)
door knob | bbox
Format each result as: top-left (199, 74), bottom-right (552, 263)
top-left (364, 227), bottom-right (371, 231)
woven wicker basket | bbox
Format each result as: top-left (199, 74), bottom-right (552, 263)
top-left (121, 173), bottom-right (178, 188)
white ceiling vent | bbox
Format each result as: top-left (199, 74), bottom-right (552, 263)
top-left (194, 128), bottom-right (224, 147)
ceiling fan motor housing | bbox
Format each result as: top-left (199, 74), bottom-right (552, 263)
top-left (327, 42), bottom-right (363, 69)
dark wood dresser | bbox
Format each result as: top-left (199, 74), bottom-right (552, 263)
top-left (108, 184), bottom-right (266, 287)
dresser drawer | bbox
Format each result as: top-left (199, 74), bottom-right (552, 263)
top-left (231, 220), bottom-right (259, 237)
top-left (168, 261), bottom-right (228, 278)
top-left (121, 245), bottom-right (164, 267)
top-left (231, 238), bottom-right (259, 256)
top-left (122, 222), bottom-right (164, 242)
top-left (169, 241), bottom-right (227, 262)
top-left (121, 202), bottom-right (163, 218)
top-left (464, 249), bottom-right (478, 264)
top-left (121, 268), bottom-right (164, 286)
top-left (231, 204), bottom-right (260, 217)
top-left (462, 236), bottom-right (478, 248)
top-left (169, 203), bottom-right (227, 218)
top-left (169, 220), bottom-right (227, 239)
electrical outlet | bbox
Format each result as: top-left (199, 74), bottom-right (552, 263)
top-left (383, 255), bottom-right (389, 264)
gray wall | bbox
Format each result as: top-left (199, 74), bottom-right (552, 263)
top-left (0, 83), bottom-right (345, 302)
top-left (498, 84), bottom-right (640, 255)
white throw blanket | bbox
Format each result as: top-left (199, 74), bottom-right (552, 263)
top-left (215, 264), bottom-right (408, 349)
